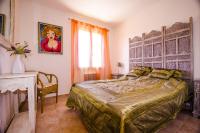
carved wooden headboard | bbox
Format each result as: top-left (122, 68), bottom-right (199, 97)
top-left (129, 17), bottom-right (193, 81)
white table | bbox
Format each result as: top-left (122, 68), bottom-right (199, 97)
top-left (0, 72), bottom-right (37, 133)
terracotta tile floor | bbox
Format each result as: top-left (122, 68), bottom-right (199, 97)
top-left (36, 95), bottom-right (200, 133)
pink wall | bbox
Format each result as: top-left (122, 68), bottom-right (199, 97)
top-left (14, 0), bottom-right (113, 94)
top-left (110, 0), bottom-right (200, 79)
top-left (0, 0), bottom-right (13, 74)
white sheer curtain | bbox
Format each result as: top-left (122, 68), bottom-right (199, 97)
top-left (78, 29), bottom-right (103, 69)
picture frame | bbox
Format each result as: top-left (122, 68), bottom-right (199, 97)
top-left (38, 22), bottom-right (63, 54)
top-left (0, 14), bottom-right (5, 35)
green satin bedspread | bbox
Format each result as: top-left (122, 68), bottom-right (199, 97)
top-left (66, 76), bottom-right (188, 133)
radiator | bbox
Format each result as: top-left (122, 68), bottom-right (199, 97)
top-left (84, 73), bottom-right (97, 81)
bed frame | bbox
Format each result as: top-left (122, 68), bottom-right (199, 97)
top-left (129, 17), bottom-right (193, 80)
top-left (129, 17), bottom-right (193, 96)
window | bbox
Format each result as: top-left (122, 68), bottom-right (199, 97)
top-left (92, 32), bottom-right (102, 68)
top-left (71, 19), bottom-right (111, 83)
top-left (78, 30), bottom-right (90, 68)
top-left (78, 29), bottom-right (103, 68)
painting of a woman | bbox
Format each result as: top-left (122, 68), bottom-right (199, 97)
top-left (38, 22), bottom-right (62, 54)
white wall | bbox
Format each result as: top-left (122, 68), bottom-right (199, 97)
top-left (111, 0), bottom-right (200, 79)
top-left (14, 0), bottom-right (112, 95)
top-left (0, 0), bottom-right (13, 74)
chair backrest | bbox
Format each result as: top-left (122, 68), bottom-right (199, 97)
top-left (37, 72), bottom-right (50, 84)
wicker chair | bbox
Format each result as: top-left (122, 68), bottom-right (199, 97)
top-left (37, 72), bottom-right (58, 113)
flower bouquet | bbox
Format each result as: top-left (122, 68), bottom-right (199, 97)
top-left (8, 41), bottom-right (31, 57)
top-left (7, 42), bottom-right (31, 73)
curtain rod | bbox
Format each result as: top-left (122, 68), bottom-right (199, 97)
top-left (68, 18), bottom-right (109, 31)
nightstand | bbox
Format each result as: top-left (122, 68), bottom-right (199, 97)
top-left (111, 73), bottom-right (124, 79)
top-left (193, 80), bottom-right (200, 118)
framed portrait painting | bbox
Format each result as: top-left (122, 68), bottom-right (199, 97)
top-left (38, 22), bottom-right (63, 54)
top-left (0, 14), bottom-right (5, 35)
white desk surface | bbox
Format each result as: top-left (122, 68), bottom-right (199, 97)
top-left (0, 72), bottom-right (38, 79)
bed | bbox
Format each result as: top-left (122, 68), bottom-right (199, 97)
top-left (67, 76), bottom-right (188, 133)
top-left (66, 17), bottom-right (193, 133)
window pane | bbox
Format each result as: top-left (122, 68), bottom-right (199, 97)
top-left (92, 32), bottom-right (102, 68)
top-left (78, 30), bottom-right (90, 68)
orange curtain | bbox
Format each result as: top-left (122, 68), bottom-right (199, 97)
top-left (71, 19), bottom-right (111, 84)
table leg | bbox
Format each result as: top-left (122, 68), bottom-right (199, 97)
top-left (14, 91), bottom-right (19, 114)
top-left (27, 77), bottom-right (36, 133)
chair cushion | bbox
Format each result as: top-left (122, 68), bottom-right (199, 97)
top-left (37, 83), bottom-right (57, 90)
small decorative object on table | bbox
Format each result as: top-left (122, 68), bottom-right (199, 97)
top-left (112, 62), bottom-right (124, 79)
top-left (111, 73), bottom-right (124, 79)
top-left (8, 42), bottom-right (31, 74)
top-left (117, 62), bottom-right (123, 74)
top-left (193, 80), bottom-right (200, 118)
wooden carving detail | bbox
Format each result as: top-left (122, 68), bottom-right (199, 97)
top-left (153, 43), bottom-right (162, 56)
top-left (166, 62), bottom-right (176, 69)
top-left (164, 18), bottom-right (192, 79)
top-left (143, 29), bottom-right (163, 68)
top-left (129, 36), bottom-right (142, 44)
top-left (165, 40), bottom-right (176, 55)
top-left (144, 45), bottom-right (152, 57)
top-left (178, 37), bottom-right (191, 54)
top-left (129, 17), bottom-right (193, 80)
top-left (166, 22), bottom-right (190, 34)
top-left (144, 30), bottom-right (162, 39)
top-left (129, 35), bottom-right (143, 68)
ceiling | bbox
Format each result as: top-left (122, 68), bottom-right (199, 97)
top-left (59, 0), bottom-right (156, 24)
top-left (37, 0), bottom-right (158, 25)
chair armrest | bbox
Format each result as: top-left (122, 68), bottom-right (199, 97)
top-left (51, 74), bottom-right (58, 84)
top-left (37, 74), bottom-right (44, 88)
